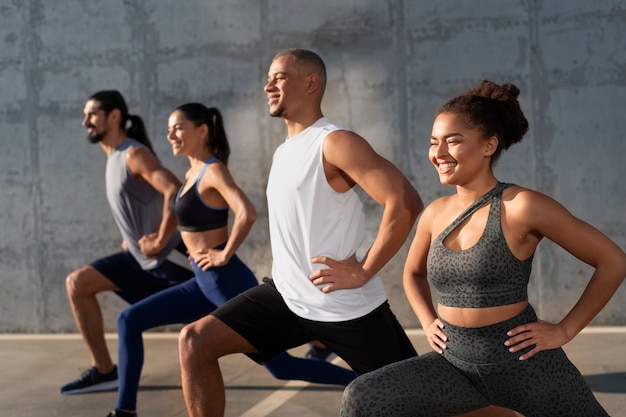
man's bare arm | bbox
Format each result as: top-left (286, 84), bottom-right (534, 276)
top-left (126, 147), bottom-right (182, 256)
top-left (309, 130), bottom-right (423, 291)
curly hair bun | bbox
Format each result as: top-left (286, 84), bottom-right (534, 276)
top-left (490, 81), bottom-right (527, 150)
top-left (475, 80), bottom-right (520, 102)
top-left (440, 80), bottom-right (529, 160)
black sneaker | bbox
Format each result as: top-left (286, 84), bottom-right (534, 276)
top-left (60, 365), bottom-right (118, 394)
top-left (305, 346), bottom-right (337, 362)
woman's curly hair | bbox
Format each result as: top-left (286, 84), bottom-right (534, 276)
top-left (436, 80), bottom-right (529, 165)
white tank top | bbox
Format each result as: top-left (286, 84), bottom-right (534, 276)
top-left (266, 118), bottom-right (387, 321)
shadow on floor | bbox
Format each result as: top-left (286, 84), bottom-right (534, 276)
top-left (585, 372), bottom-right (626, 393)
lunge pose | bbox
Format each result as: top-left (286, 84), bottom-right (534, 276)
top-left (178, 48), bottom-right (424, 417)
top-left (106, 103), bottom-right (355, 417)
top-left (62, 91), bottom-right (194, 395)
top-left (340, 80), bottom-right (626, 417)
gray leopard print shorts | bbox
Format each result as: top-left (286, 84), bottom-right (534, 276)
top-left (340, 305), bottom-right (609, 417)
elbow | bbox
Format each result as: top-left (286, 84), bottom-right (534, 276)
top-left (403, 180), bottom-right (424, 221)
top-left (605, 245), bottom-right (626, 282)
top-left (595, 249), bottom-right (626, 290)
top-left (241, 204), bottom-right (257, 228)
top-left (618, 252), bottom-right (626, 283)
top-left (408, 192), bottom-right (424, 223)
top-left (389, 195), bottom-right (422, 228)
top-left (248, 205), bottom-right (257, 226)
top-left (412, 197), bottom-right (424, 220)
top-left (163, 187), bottom-right (178, 204)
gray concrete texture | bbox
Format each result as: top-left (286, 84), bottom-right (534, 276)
top-left (0, 1), bottom-right (625, 332)
top-left (3, 329), bottom-right (626, 416)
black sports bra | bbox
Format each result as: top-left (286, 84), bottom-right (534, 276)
top-left (173, 157), bottom-right (229, 232)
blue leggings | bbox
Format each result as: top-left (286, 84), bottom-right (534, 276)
top-left (341, 305), bottom-right (607, 417)
top-left (116, 255), bottom-right (355, 411)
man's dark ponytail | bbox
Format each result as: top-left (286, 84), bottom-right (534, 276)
top-left (89, 90), bottom-right (156, 156)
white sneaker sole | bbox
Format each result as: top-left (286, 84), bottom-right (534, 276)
top-left (60, 379), bottom-right (118, 395)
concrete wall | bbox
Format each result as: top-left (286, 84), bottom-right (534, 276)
top-left (1, 0), bottom-right (624, 332)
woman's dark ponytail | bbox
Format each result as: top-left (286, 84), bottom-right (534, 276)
top-left (174, 103), bottom-right (230, 166)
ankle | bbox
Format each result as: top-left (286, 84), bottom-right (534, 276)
top-left (95, 364), bottom-right (116, 375)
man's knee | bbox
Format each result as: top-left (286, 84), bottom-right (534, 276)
top-left (179, 320), bottom-right (210, 362)
top-left (66, 267), bottom-right (88, 296)
top-left (66, 266), bottom-right (111, 298)
top-left (179, 316), bottom-right (232, 363)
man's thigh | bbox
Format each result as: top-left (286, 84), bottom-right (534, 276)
top-left (91, 251), bottom-right (186, 304)
top-left (301, 301), bottom-right (417, 375)
top-left (69, 264), bottom-right (120, 293)
top-left (211, 280), bottom-right (311, 363)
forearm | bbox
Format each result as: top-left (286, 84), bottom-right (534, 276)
top-left (361, 198), bottom-right (421, 279)
top-left (155, 206), bottom-right (179, 250)
top-left (221, 210), bottom-right (255, 261)
top-left (404, 274), bottom-right (438, 329)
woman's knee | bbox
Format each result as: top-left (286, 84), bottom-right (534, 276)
top-left (116, 307), bottom-right (138, 335)
top-left (340, 378), bottom-right (369, 416)
top-left (343, 377), bottom-right (363, 400)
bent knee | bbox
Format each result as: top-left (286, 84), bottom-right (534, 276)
top-left (179, 320), bottom-right (212, 360)
top-left (116, 307), bottom-right (136, 330)
top-left (342, 377), bottom-right (369, 407)
top-left (66, 266), bottom-right (114, 296)
top-left (66, 267), bottom-right (88, 295)
top-left (179, 316), bottom-right (233, 362)
top-left (340, 384), bottom-right (358, 417)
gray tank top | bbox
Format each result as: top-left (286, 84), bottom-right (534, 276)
top-left (427, 183), bottom-right (533, 308)
top-left (105, 139), bottom-right (181, 270)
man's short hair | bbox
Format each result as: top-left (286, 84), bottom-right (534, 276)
top-left (274, 48), bottom-right (327, 93)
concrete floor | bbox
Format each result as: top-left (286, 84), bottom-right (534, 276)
top-left (2, 328), bottom-right (625, 417)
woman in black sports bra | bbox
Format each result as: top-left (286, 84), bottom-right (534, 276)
top-left (341, 81), bottom-right (626, 417)
top-left (106, 104), bottom-right (355, 417)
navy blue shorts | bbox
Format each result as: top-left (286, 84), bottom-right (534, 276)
top-left (212, 278), bottom-right (417, 375)
top-left (91, 243), bottom-right (194, 304)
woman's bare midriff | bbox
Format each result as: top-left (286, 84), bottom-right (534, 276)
top-left (438, 300), bottom-right (528, 328)
top-left (181, 226), bottom-right (229, 259)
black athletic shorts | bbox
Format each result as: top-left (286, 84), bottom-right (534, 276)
top-left (91, 242), bottom-right (194, 304)
top-left (211, 278), bottom-right (417, 375)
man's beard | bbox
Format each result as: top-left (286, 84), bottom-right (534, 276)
top-left (269, 106), bottom-right (285, 118)
top-left (87, 128), bottom-right (106, 144)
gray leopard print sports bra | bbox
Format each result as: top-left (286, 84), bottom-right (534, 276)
top-left (427, 182), bottom-right (533, 308)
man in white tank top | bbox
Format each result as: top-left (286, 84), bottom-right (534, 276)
top-left (179, 49), bottom-right (424, 417)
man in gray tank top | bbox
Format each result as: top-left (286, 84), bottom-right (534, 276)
top-left (61, 91), bottom-right (194, 395)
